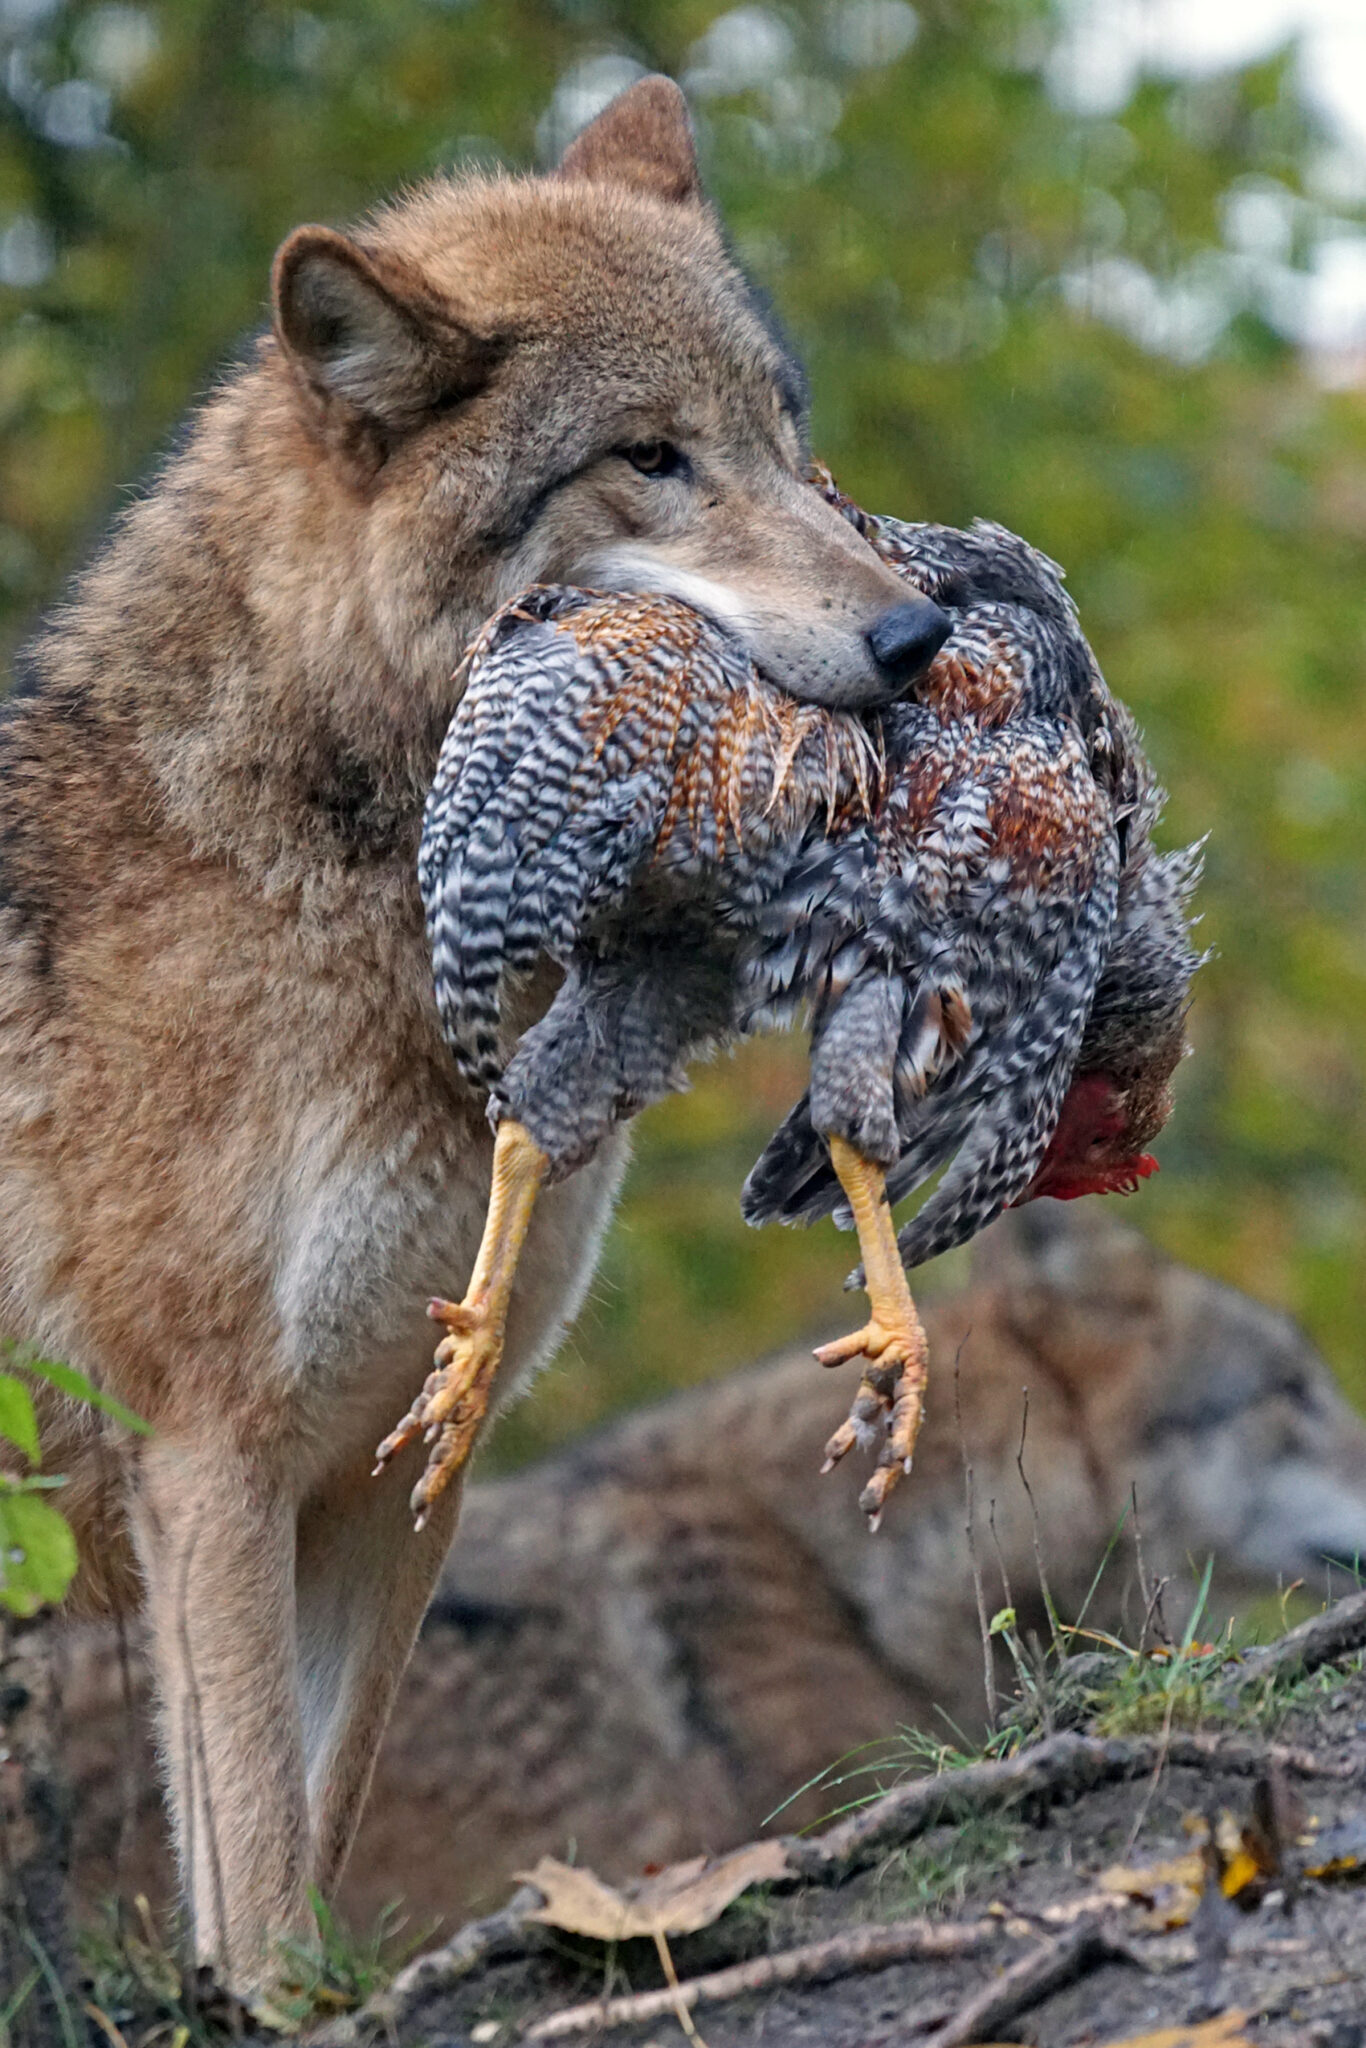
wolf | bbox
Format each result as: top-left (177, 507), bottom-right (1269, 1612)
top-left (62, 1206), bottom-right (1366, 1930)
top-left (0, 77), bottom-right (936, 1983)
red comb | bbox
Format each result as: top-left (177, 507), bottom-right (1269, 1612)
top-left (1026, 1153), bottom-right (1159, 1204)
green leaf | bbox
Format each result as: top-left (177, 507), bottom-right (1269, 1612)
top-left (0, 1372), bottom-right (39, 1464)
top-left (0, 1490), bottom-right (78, 1616)
top-left (989, 1606), bottom-right (1017, 1637)
top-left (14, 1353), bottom-right (152, 1436)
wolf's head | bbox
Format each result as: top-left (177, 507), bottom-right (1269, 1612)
top-left (266, 76), bottom-right (944, 715)
top-left (982, 1204), bottom-right (1366, 1612)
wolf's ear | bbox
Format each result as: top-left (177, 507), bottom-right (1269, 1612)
top-left (272, 225), bottom-right (497, 436)
top-left (556, 75), bottom-right (701, 206)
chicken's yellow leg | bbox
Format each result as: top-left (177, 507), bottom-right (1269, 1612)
top-left (813, 1134), bottom-right (929, 1530)
top-left (375, 1118), bottom-right (549, 1528)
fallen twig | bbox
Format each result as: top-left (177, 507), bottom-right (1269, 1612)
top-left (789, 1728), bottom-right (1350, 1881)
top-left (316, 1725), bottom-right (1346, 2041)
top-left (523, 1917), bottom-right (1006, 2040)
top-left (1124, 1689), bottom-right (1178, 1863)
top-left (312, 1885), bottom-right (550, 2046)
top-left (1213, 1588), bottom-right (1366, 1703)
top-left (916, 1913), bottom-right (1120, 2048)
top-left (953, 1350), bottom-right (997, 1733)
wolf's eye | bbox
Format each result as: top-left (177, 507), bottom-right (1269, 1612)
top-left (621, 440), bottom-right (687, 479)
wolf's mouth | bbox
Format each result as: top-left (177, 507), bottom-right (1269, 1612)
top-left (579, 547), bottom-right (762, 643)
top-left (569, 547), bottom-right (950, 713)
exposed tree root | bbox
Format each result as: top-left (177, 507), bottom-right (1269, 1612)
top-left (789, 1729), bottom-right (1352, 1882)
top-left (918, 1913), bottom-right (1122, 2047)
top-left (317, 1727), bottom-right (1348, 2043)
top-left (324, 1884), bottom-right (551, 2042)
top-left (521, 1917), bottom-right (1007, 2040)
top-left (1213, 1588), bottom-right (1366, 1704)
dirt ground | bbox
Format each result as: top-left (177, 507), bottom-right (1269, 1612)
top-left (323, 1647), bottom-right (1366, 2048)
top-left (65, 1607), bottom-right (1366, 2047)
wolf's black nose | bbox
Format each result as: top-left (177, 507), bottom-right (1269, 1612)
top-left (865, 598), bottom-right (951, 690)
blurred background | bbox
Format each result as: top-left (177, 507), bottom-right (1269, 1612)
top-left (2, 0), bottom-right (1363, 1465)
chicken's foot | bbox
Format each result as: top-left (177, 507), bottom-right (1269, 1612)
top-left (374, 1118), bottom-right (549, 1529)
top-left (814, 1133), bottom-right (929, 1530)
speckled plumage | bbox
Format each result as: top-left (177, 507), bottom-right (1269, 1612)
top-left (419, 500), bottom-right (1197, 1269)
top-left (739, 493), bottom-right (1200, 1264)
top-left (421, 586), bottom-right (881, 1181)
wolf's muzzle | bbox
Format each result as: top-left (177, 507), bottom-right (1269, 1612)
top-left (865, 598), bottom-right (952, 694)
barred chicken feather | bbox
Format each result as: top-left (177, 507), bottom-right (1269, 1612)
top-left (378, 495), bottom-right (1200, 1527)
top-left (739, 490), bottom-right (1200, 1272)
top-left (420, 586), bottom-right (883, 1172)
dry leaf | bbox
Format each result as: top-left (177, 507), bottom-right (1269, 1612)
top-left (1101, 1851), bottom-right (1204, 1898)
top-left (1036, 1889), bottom-right (1124, 1925)
top-left (1099, 1850), bottom-right (1203, 1929)
top-left (1303, 1815), bottom-right (1366, 1879)
top-left (1218, 1847), bottom-right (1261, 1898)
top-left (1102, 1797), bottom-right (1279, 1927)
top-left (517, 1841), bottom-right (789, 1942)
top-left (1095, 2015), bottom-right (1251, 2048)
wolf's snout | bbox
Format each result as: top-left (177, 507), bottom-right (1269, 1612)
top-left (865, 599), bottom-right (951, 692)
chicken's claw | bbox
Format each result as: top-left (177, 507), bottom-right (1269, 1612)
top-left (428, 1295), bottom-right (484, 1343)
top-left (373, 1119), bottom-right (550, 1531)
top-left (372, 1297), bottom-right (505, 1524)
top-left (818, 1136), bottom-right (931, 1529)
top-left (815, 1323), bottom-right (928, 1528)
top-left (418, 1299), bottom-right (504, 1526)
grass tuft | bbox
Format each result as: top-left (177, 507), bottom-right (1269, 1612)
top-left (77, 1888), bottom-right (429, 2044)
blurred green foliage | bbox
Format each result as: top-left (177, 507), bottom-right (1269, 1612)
top-left (2, 0), bottom-right (1364, 1465)
top-left (0, 1349), bottom-right (146, 1612)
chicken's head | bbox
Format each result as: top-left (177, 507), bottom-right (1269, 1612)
top-left (1016, 1068), bottom-right (1171, 1204)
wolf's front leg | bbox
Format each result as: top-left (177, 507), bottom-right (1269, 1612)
top-left (295, 1452), bottom-right (466, 1894)
top-left (127, 1434), bottom-right (311, 1989)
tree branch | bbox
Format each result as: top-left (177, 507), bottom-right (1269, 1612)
top-left (524, 1917), bottom-right (1007, 2041)
top-left (317, 1726), bottom-right (1348, 2043)
top-left (1213, 1589), bottom-right (1366, 1704)
top-left (919, 1914), bottom-right (1121, 2048)
top-left (788, 1728), bottom-right (1350, 1882)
